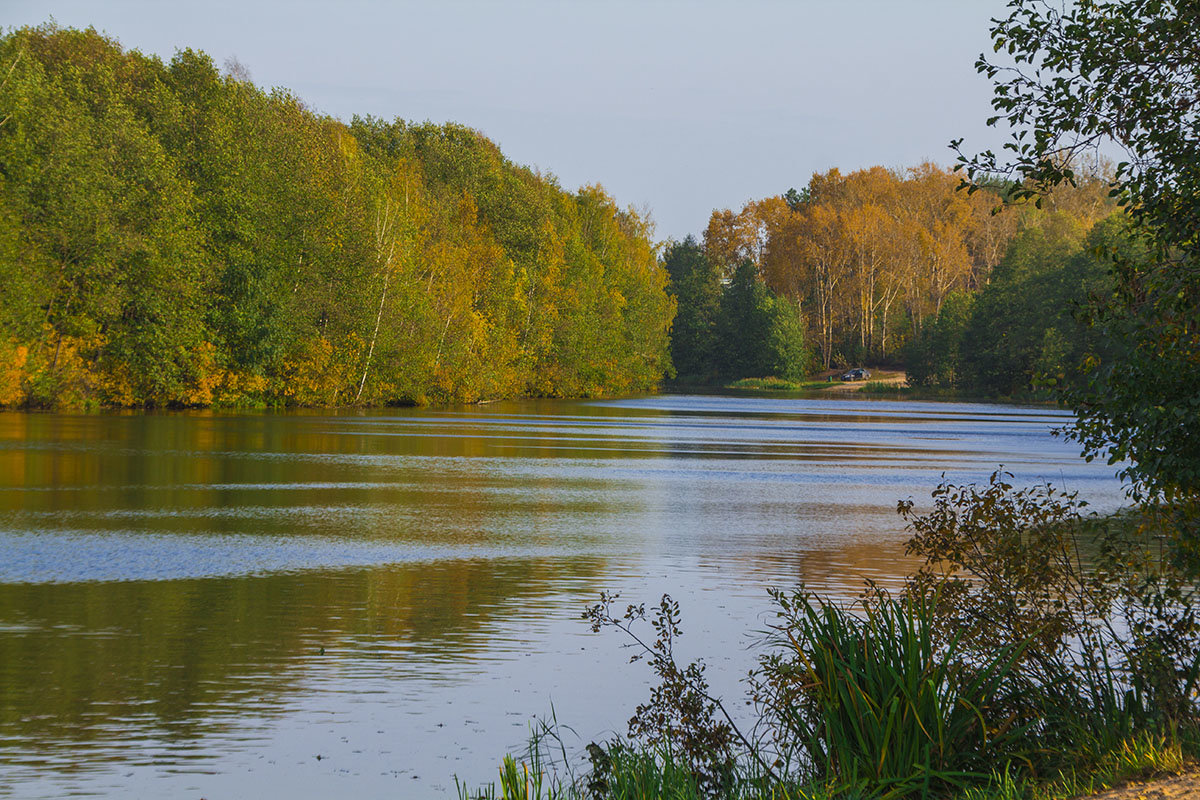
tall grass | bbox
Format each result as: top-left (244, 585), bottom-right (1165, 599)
top-left (857, 380), bottom-right (905, 394)
top-left (760, 590), bottom-right (1035, 799)
top-left (459, 743), bottom-right (786, 800)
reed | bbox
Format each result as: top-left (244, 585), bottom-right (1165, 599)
top-left (759, 590), bottom-right (1035, 799)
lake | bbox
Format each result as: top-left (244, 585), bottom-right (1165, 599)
top-left (0, 395), bottom-right (1127, 798)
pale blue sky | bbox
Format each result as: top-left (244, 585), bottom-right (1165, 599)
top-left (7, 0), bottom-right (1009, 240)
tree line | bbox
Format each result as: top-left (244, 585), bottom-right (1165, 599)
top-left (0, 24), bottom-right (674, 408)
top-left (669, 161), bottom-right (1121, 395)
top-left (906, 206), bottom-right (1135, 395)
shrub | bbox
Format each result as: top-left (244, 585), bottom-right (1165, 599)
top-left (753, 588), bottom-right (1035, 799)
top-left (583, 594), bottom-right (738, 798)
top-left (899, 472), bottom-right (1200, 762)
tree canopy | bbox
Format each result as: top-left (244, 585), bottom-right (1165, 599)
top-left (0, 25), bottom-right (674, 408)
top-left (905, 205), bottom-right (1126, 398)
top-left (701, 164), bottom-right (1053, 370)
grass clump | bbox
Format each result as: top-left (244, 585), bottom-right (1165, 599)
top-left (726, 377), bottom-right (830, 392)
top-left (461, 742), bottom-right (808, 800)
top-left (1093, 730), bottom-right (1186, 784)
top-left (754, 589), bottom-right (1035, 799)
top-left (857, 380), bottom-right (906, 394)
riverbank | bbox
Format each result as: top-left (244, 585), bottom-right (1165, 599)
top-left (668, 368), bottom-right (909, 396)
top-left (673, 369), bottom-right (1062, 406)
top-left (721, 369), bottom-right (908, 394)
top-left (460, 756), bottom-right (1200, 800)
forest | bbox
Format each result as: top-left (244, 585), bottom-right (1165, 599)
top-left (0, 24), bottom-right (1141, 408)
top-left (0, 24), bottom-right (674, 409)
top-left (667, 161), bottom-right (1124, 397)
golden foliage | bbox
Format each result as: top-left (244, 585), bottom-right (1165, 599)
top-left (0, 340), bottom-right (28, 406)
top-left (277, 335), bottom-right (363, 407)
top-left (212, 371), bottom-right (270, 408)
top-left (177, 341), bottom-right (220, 407)
top-left (726, 164), bottom-right (1020, 367)
top-left (23, 332), bottom-right (106, 409)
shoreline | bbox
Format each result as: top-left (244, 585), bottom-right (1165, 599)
top-left (668, 369), bottom-right (1062, 406)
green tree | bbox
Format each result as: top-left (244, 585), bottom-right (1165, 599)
top-left (905, 290), bottom-right (974, 389)
top-left (759, 294), bottom-right (812, 381)
top-left (0, 26), bottom-right (206, 406)
top-left (716, 260), bottom-right (769, 378)
top-left (959, 212), bottom-right (1090, 396)
top-left (662, 236), bottom-right (721, 380)
top-left (0, 25), bottom-right (675, 408)
top-left (956, 0), bottom-right (1200, 506)
top-left (716, 260), bottom-right (812, 381)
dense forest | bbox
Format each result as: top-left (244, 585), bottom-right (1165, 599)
top-left (0, 25), bottom-right (1136, 408)
top-left (0, 25), bottom-right (674, 408)
top-left (906, 209), bottom-right (1138, 395)
top-left (668, 162), bottom-right (1122, 396)
top-left (663, 238), bottom-right (813, 383)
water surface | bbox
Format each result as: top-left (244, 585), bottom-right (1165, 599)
top-left (0, 395), bottom-right (1126, 798)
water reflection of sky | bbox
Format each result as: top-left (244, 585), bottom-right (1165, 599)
top-left (0, 396), bottom-right (1128, 798)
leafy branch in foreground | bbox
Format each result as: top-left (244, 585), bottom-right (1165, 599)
top-left (953, 0), bottom-right (1200, 525)
top-left (582, 592), bottom-right (779, 796)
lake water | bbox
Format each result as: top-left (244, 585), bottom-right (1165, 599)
top-left (0, 395), bottom-right (1127, 798)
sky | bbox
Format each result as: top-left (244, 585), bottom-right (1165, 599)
top-left (7, 0), bottom-right (1011, 240)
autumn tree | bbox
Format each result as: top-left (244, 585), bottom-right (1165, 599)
top-left (752, 164), bottom-right (995, 367)
top-left (0, 25), bottom-right (674, 408)
top-left (703, 197), bottom-right (787, 277)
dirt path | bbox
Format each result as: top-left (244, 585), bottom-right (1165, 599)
top-left (816, 369), bottom-right (907, 393)
top-left (1085, 771), bottom-right (1200, 799)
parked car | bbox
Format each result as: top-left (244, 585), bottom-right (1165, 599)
top-left (841, 367), bottom-right (870, 381)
